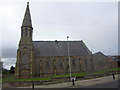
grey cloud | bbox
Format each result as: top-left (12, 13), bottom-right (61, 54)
top-left (2, 47), bottom-right (17, 58)
top-left (1, 58), bottom-right (16, 70)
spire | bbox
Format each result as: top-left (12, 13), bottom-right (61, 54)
top-left (22, 2), bottom-right (32, 28)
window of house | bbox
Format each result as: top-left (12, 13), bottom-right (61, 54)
top-left (79, 58), bottom-right (81, 70)
top-left (67, 64), bottom-right (69, 72)
top-left (59, 60), bottom-right (63, 69)
top-left (72, 59), bottom-right (76, 67)
top-left (46, 61), bottom-right (50, 69)
top-left (29, 29), bottom-right (32, 37)
top-left (66, 59), bottom-right (69, 64)
top-left (53, 59), bottom-right (56, 68)
top-left (79, 58), bottom-right (81, 63)
top-left (25, 28), bottom-right (27, 37)
top-left (53, 59), bottom-right (56, 73)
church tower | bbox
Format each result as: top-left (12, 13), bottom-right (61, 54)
top-left (15, 2), bottom-right (35, 78)
top-left (20, 2), bottom-right (33, 44)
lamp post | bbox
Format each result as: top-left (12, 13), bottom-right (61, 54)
top-left (67, 36), bottom-right (72, 81)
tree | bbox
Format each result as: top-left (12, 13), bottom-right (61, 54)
top-left (10, 66), bottom-right (15, 74)
top-left (2, 68), bottom-right (10, 74)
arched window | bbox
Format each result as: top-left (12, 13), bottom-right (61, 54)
top-left (79, 58), bottom-right (81, 71)
top-left (25, 28), bottom-right (27, 37)
top-left (29, 29), bottom-right (32, 37)
top-left (79, 58), bottom-right (81, 64)
top-left (53, 59), bottom-right (56, 73)
top-left (23, 54), bottom-right (28, 64)
top-left (59, 60), bottom-right (63, 69)
top-left (46, 61), bottom-right (50, 69)
top-left (72, 59), bottom-right (76, 67)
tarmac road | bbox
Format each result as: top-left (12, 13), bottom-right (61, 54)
top-left (68, 79), bottom-right (119, 88)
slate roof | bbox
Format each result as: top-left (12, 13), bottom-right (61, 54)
top-left (93, 52), bottom-right (105, 56)
top-left (33, 41), bottom-right (92, 57)
top-left (22, 2), bottom-right (32, 28)
top-left (93, 52), bottom-right (107, 57)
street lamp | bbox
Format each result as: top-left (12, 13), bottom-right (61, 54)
top-left (67, 36), bottom-right (72, 81)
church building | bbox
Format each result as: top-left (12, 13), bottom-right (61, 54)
top-left (15, 2), bottom-right (113, 78)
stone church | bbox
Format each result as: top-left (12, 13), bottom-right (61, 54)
top-left (15, 2), bottom-right (114, 78)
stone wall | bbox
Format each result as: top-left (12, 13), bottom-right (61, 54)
top-left (33, 53), bottom-right (113, 76)
top-left (34, 55), bottom-right (92, 76)
top-left (16, 50), bottom-right (116, 78)
top-left (92, 52), bottom-right (111, 71)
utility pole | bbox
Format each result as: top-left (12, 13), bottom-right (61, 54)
top-left (67, 36), bottom-right (72, 81)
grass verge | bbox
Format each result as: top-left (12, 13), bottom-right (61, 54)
top-left (94, 67), bottom-right (120, 75)
top-left (2, 72), bottom-right (87, 82)
top-left (2, 67), bottom-right (119, 82)
top-left (2, 76), bottom-right (50, 82)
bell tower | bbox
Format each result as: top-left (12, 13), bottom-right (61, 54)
top-left (15, 2), bottom-right (35, 78)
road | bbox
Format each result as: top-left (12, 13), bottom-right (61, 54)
top-left (68, 79), bottom-right (119, 88)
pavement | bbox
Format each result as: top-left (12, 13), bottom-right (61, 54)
top-left (16, 74), bottom-right (119, 88)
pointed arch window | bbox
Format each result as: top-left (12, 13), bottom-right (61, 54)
top-left (59, 60), bottom-right (63, 69)
top-left (72, 59), bottom-right (76, 67)
top-left (25, 28), bottom-right (27, 37)
top-left (29, 29), bottom-right (32, 37)
top-left (46, 61), bottom-right (50, 69)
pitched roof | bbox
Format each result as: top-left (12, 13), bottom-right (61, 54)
top-left (93, 52), bottom-right (108, 59)
top-left (93, 51), bottom-right (105, 56)
top-left (22, 2), bottom-right (32, 28)
top-left (33, 41), bottom-right (92, 57)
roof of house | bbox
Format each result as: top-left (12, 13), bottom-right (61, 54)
top-left (33, 40), bottom-right (92, 57)
top-left (93, 51), bottom-right (105, 56)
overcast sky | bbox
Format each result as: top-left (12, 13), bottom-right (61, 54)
top-left (0, 0), bottom-right (118, 70)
